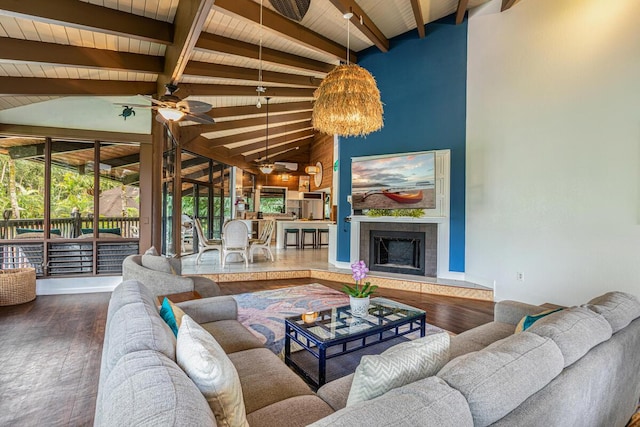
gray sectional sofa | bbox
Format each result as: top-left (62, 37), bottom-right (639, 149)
top-left (122, 253), bottom-right (220, 298)
top-left (94, 280), bottom-right (333, 427)
top-left (95, 280), bottom-right (640, 427)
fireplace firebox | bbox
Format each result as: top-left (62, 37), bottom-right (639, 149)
top-left (369, 230), bottom-right (426, 276)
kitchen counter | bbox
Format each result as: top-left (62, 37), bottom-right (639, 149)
top-left (275, 220), bottom-right (335, 249)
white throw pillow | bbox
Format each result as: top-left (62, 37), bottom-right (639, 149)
top-left (176, 315), bottom-right (249, 427)
top-left (347, 332), bottom-right (450, 406)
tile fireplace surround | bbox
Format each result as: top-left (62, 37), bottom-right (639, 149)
top-left (349, 215), bottom-right (455, 280)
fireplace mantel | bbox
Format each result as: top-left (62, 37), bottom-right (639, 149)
top-left (350, 215), bottom-right (456, 280)
top-left (350, 215), bottom-right (446, 224)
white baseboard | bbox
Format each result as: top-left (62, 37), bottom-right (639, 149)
top-left (439, 271), bottom-right (466, 281)
top-left (331, 260), bottom-right (352, 270)
top-left (36, 276), bottom-right (122, 295)
top-left (463, 274), bottom-right (496, 290)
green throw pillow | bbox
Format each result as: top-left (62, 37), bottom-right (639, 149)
top-left (515, 308), bottom-right (563, 333)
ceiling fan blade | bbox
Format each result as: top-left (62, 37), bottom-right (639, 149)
top-left (177, 100), bottom-right (212, 114)
top-left (180, 113), bottom-right (215, 125)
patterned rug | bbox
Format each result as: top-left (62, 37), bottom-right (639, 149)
top-left (232, 283), bottom-right (444, 355)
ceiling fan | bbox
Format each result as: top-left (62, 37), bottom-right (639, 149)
top-left (116, 84), bottom-right (215, 124)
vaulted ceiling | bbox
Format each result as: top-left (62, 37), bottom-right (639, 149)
top-left (0, 0), bottom-right (518, 173)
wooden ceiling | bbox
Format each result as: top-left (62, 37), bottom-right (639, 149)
top-left (0, 0), bottom-right (519, 173)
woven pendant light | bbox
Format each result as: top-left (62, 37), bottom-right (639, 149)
top-left (312, 13), bottom-right (383, 137)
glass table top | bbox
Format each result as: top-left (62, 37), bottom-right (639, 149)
top-left (286, 297), bottom-right (425, 343)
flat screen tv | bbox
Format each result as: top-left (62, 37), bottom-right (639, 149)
top-left (351, 151), bottom-right (436, 210)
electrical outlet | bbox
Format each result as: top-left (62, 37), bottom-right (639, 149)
top-left (516, 272), bottom-right (525, 282)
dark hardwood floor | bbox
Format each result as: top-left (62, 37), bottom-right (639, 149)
top-left (0, 279), bottom-right (494, 426)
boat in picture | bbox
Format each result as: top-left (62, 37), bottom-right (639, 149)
top-left (382, 190), bottom-right (424, 203)
top-left (362, 189), bottom-right (424, 204)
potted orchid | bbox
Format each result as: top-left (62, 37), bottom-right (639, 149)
top-left (342, 260), bottom-right (378, 317)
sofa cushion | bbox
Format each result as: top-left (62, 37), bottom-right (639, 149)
top-left (227, 347), bottom-right (314, 414)
top-left (201, 319), bottom-right (263, 354)
top-left (107, 280), bottom-right (158, 326)
top-left (177, 315), bottom-right (249, 427)
top-left (310, 376), bottom-right (473, 427)
top-left (514, 308), bottom-right (563, 332)
top-left (317, 374), bottom-right (354, 411)
top-left (585, 291), bottom-right (640, 333)
top-left (103, 300), bottom-right (176, 380)
top-left (438, 332), bottom-right (564, 427)
top-left (449, 321), bottom-right (514, 359)
top-left (159, 298), bottom-right (186, 337)
top-left (97, 350), bottom-right (215, 427)
top-left (141, 253), bottom-right (176, 274)
top-left (347, 332), bottom-right (450, 406)
top-left (246, 396), bottom-right (334, 427)
top-left (528, 307), bottom-right (612, 367)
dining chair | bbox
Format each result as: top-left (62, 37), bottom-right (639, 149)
top-left (193, 218), bottom-right (222, 264)
top-left (221, 220), bottom-right (249, 268)
top-left (249, 219), bottom-right (275, 262)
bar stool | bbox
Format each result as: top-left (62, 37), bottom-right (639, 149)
top-left (284, 228), bottom-right (300, 249)
top-left (301, 228), bottom-right (317, 249)
top-left (317, 228), bottom-right (329, 248)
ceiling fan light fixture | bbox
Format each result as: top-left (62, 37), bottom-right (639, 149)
top-left (304, 165), bottom-right (319, 175)
top-left (281, 173), bottom-right (290, 182)
top-left (158, 107), bottom-right (185, 121)
top-left (259, 163), bottom-right (275, 174)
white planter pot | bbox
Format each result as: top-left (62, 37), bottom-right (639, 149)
top-left (350, 295), bottom-right (370, 318)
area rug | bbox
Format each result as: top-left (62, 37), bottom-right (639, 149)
top-left (232, 283), bottom-right (444, 356)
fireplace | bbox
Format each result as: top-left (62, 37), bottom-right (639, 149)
top-left (359, 222), bottom-right (438, 278)
top-left (370, 230), bottom-right (425, 276)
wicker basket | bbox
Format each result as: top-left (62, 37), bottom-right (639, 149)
top-left (0, 268), bottom-right (36, 306)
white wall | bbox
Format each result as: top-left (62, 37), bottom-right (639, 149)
top-left (466, 0), bottom-right (640, 305)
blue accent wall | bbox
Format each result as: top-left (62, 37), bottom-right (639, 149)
top-left (337, 16), bottom-right (467, 272)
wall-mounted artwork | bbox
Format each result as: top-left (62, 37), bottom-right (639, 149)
top-left (351, 151), bottom-right (436, 210)
top-left (298, 175), bottom-right (310, 192)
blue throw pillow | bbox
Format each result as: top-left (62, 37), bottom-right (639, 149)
top-left (159, 298), bottom-right (179, 336)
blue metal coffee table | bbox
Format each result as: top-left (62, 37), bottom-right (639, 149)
top-left (284, 297), bottom-right (426, 389)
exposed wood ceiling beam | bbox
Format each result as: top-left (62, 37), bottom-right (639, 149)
top-left (185, 136), bottom-right (258, 171)
top-left (0, 38), bottom-right (163, 73)
top-left (228, 129), bottom-right (315, 156)
top-left (212, 0), bottom-right (356, 63)
top-left (181, 111), bottom-right (312, 142)
top-left (101, 153), bottom-right (141, 168)
top-left (501, 0), bottom-right (520, 11)
top-left (0, 77), bottom-right (156, 96)
top-left (0, 0), bottom-right (173, 44)
top-left (456, 0), bottom-right (470, 25)
top-left (159, 0), bottom-right (215, 93)
top-left (205, 101), bottom-right (313, 121)
top-left (245, 137), bottom-right (314, 161)
top-left (183, 62), bottom-right (322, 88)
top-left (195, 33), bottom-right (334, 74)
top-left (409, 0), bottom-right (426, 38)
top-left (327, 0), bottom-right (389, 52)
top-left (0, 124), bottom-right (151, 144)
top-left (203, 121), bottom-right (312, 149)
top-left (180, 157), bottom-right (210, 170)
top-left (179, 84), bottom-right (314, 98)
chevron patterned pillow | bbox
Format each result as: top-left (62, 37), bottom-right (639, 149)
top-left (346, 332), bottom-right (450, 406)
